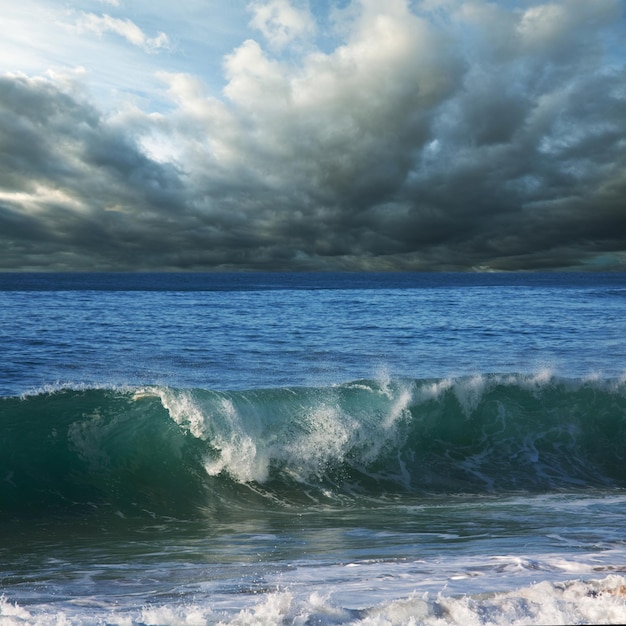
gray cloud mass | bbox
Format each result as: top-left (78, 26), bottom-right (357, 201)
top-left (1, 0), bottom-right (625, 271)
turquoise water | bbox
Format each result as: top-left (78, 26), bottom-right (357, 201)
top-left (1, 272), bottom-right (626, 624)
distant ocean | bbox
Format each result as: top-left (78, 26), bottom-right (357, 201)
top-left (2, 271), bottom-right (626, 625)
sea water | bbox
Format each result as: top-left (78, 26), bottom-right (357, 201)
top-left (1, 272), bottom-right (626, 625)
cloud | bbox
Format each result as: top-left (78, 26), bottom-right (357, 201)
top-left (74, 12), bottom-right (171, 53)
top-left (0, 73), bottom-right (187, 270)
top-left (1, 0), bottom-right (625, 271)
top-left (249, 0), bottom-right (316, 48)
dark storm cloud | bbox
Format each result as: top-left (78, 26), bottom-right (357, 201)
top-left (1, 0), bottom-right (625, 271)
top-left (0, 74), bottom-right (190, 269)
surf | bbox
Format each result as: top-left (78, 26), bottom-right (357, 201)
top-left (2, 373), bottom-right (626, 520)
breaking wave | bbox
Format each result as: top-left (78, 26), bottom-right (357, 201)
top-left (2, 373), bottom-right (626, 519)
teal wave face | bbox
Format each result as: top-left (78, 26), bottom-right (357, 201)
top-left (2, 375), bottom-right (626, 519)
top-left (0, 389), bottom-right (211, 519)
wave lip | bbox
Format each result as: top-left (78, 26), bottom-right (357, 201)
top-left (2, 374), bottom-right (626, 519)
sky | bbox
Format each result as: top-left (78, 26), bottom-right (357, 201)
top-left (0, 0), bottom-right (625, 272)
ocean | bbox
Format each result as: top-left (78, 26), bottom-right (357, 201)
top-left (1, 271), bottom-right (626, 625)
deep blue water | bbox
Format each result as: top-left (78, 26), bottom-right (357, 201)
top-left (1, 272), bottom-right (626, 625)
top-left (2, 272), bottom-right (625, 396)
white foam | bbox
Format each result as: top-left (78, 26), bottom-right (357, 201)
top-left (140, 605), bottom-right (212, 625)
top-left (216, 593), bottom-right (293, 626)
top-left (156, 388), bottom-right (271, 482)
top-left (286, 401), bottom-right (355, 480)
top-left (157, 388), bottom-right (209, 439)
top-left (417, 377), bottom-right (454, 402)
top-left (4, 575), bottom-right (626, 625)
top-left (452, 374), bottom-right (488, 417)
top-left (213, 575), bottom-right (626, 625)
top-left (381, 383), bottom-right (413, 430)
top-left (18, 380), bottom-right (122, 399)
top-left (204, 396), bottom-right (271, 482)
